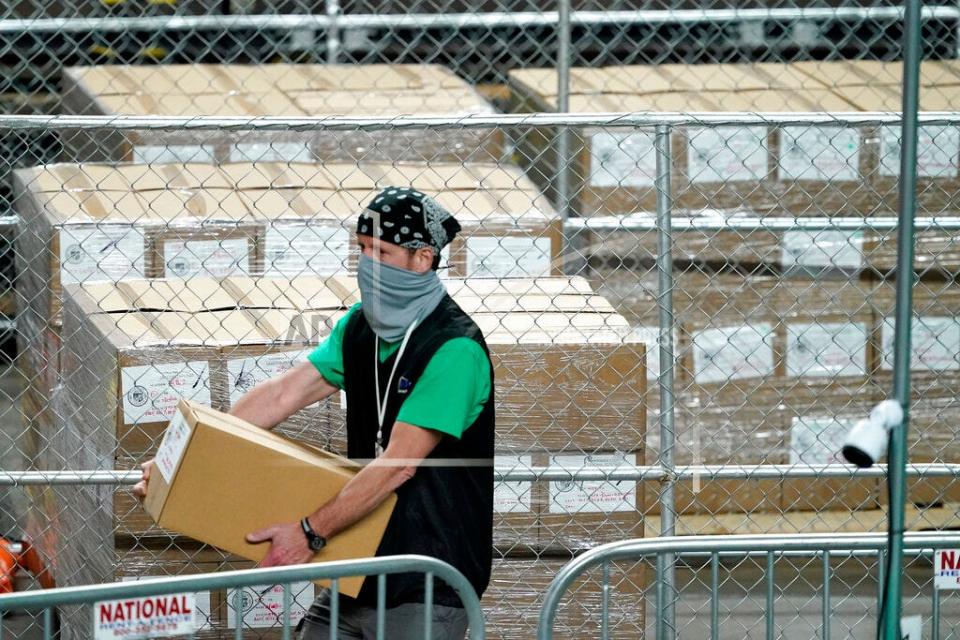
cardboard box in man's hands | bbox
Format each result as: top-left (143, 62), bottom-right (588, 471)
top-left (144, 400), bottom-right (396, 597)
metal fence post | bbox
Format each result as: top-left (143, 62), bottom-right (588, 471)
top-left (881, 1), bottom-right (921, 638)
top-left (555, 0), bottom-right (574, 273)
top-left (556, 0), bottom-right (571, 214)
top-left (654, 123), bottom-right (677, 640)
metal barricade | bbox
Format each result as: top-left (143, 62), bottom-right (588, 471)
top-left (0, 554), bottom-right (486, 640)
top-left (537, 532), bottom-right (960, 640)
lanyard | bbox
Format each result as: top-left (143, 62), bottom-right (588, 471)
top-left (373, 321), bottom-right (418, 457)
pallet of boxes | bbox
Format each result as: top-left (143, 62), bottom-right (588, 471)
top-left (508, 59), bottom-right (960, 532)
top-left (59, 63), bottom-right (503, 166)
top-left (47, 274), bottom-right (647, 639)
top-left (11, 158), bottom-right (560, 473)
top-left (14, 159), bottom-right (646, 637)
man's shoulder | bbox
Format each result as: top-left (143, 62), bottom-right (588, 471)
top-left (337, 302), bottom-right (363, 329)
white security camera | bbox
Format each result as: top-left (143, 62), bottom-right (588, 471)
top-left (841, 400), bottom-right (905, 468)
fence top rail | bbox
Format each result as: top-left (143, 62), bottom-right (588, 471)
top-left (4, 112), bottom-right (960, 132)
top-left (569, 215), bottom-right (960, 232)
top-left (0, 554), bottom-right (479, 615)
top-left (537, 531), bottom-right (960, 640)
top-left (1, 6), bottom-right (955, 34)
top-left (4, 463), bottom-right (960, 486)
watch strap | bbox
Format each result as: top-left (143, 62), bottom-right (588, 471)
top-left (300, 517), bottom-right (326, 551)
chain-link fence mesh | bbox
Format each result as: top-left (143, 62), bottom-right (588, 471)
top-left (0, 2), bottom-right (959, 639)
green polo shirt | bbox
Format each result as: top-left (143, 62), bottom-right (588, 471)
top-left (307, 304), bottom-right (491, 439)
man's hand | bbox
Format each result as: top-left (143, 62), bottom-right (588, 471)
top-left (132, 460), bottom-right (153, 500)
top-left (246, 522), bottom-right (314, 568)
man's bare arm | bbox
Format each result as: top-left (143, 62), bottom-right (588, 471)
top-left (230, 361), bottom-right (339, 429)
top-left (245, 421), bottom-right (443, 567)
top-left (306, 421), bottom-right (442, 538)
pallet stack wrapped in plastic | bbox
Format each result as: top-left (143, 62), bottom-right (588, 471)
top-left (11, 160), bottom-right (560, 471)
top-left (10, 158), bottom-right (579, 637)
top-left (59, 64), bottom-right (502, 165)
top-left (599, 268), bottom-right (881, 518)
top-left (504, 59), bottom-right (960, 528)
top-left (48, 275), bottom-right (646, 639)
top-left (508, 60), bottom-right (960, 274)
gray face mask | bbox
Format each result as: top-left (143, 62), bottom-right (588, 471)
top-left (357, 254), bottom-right (447, 342)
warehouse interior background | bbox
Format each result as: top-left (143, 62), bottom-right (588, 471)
top-left (1, 2), bottom-right (960, 639)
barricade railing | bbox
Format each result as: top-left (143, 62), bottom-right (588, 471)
top-left (0, 554), bottom-right (486, 640)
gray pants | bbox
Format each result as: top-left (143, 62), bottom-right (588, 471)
top-left (299, 590), bottom-right (468, 640)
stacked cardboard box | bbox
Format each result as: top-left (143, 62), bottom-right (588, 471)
top-left (597, 267), bottom-right (886, 516)
top-left (13, 162), bottom-right (255, 477)
top-left (870, 278), bottom-right (960, 507)
top-left (60, 64), bottom-right (501, 165)
top-left (214, 161), bottom-right (563, 279)
top-left (483, 557), bottom-right (647, 640)
top-left (608, 265), bottom-right (960, 517)
top-left (41, 275), bottom-right (646, 628)
top-left (508, 62), bottom-right (868, 216)
top-left (13, 161), bottom-right (560, 322)
top-left (509, 60), bottom-right (960, 274)
top-left (12, 160), bottom-right (561, 469)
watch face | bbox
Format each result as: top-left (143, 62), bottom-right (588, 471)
top-left (309, 537), bottom-right (325, 552)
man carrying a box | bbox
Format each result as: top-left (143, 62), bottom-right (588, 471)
top-left (136, 187), bottom-right (494, 639)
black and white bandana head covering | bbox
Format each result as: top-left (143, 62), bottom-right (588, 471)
top-left (356, 187), bottom-right (462, 255)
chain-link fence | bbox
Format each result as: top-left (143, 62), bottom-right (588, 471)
top-left (0, 2), bottom-right (959, 639)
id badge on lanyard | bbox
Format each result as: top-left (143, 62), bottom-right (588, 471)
top-left (373, 321), bottom-right (418, 458)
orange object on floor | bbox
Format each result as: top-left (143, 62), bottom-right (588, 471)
top-left (0, 539), bottom-right (54, 593)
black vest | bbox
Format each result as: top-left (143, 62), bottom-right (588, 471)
top-left (341, 295), bottom-right (495, 608)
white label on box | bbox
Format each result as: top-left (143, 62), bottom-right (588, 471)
top-left (548, 453), bottom-right (635, 514)
top-left (163, 238), bottom-right (251, 279)
top-left (59, 226), bottom-right (146, 285)
top-left (780, 230), bottom-right (864, 270)
top-left (494, 455), bottom-right (532, 514)
top-left (153, 409), bottom-right (192, 483)
top-left (339, 390), bottom-right (347, 411)
top-left (227, 350), bottom-right (310, 404)
top-left (466, 236), bottom-right (552, 278)
top-left (230, 141), bottom-right (313, 163)
top-left (265, 224), bottom-right (350, 277)
top-left (881, 316), bottom-right (960, 371)
top-left (94, 593), bottom-right (198, 640)
top-left (134, 145), bottom-right (216, 164)
top-left (901, 615), bottom-right (922, 640)
top-left (119, 578), bottom-right (211, 630)
top-left (687, 126), bottom-right (767, 184)
top-left (880, 125), bottom-right (960, 178)
top-left (590, 130), bottom-right (657, 188)
top-left (692, 324), bottom-right (775, 384)
top-left (789, 415), bottom-right (850, 465)
top-left (121, 361), bottom-right (211, 424)
top-left (787, 322), bottom-right (868, 378)
top-left (778, 126), bottom-right (860, 181)
top-left (935, 550), bottom-right (960, 589)
top-left (226, 582), bottom-right (314, 629)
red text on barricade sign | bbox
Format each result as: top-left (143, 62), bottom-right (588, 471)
top-left (94, 593), bottom-right (196, 640)
top-left (934, 550), bottom-right (960, 590)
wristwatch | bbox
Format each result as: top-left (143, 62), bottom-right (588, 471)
top-left (300, 517), bottom-right (327, 552)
